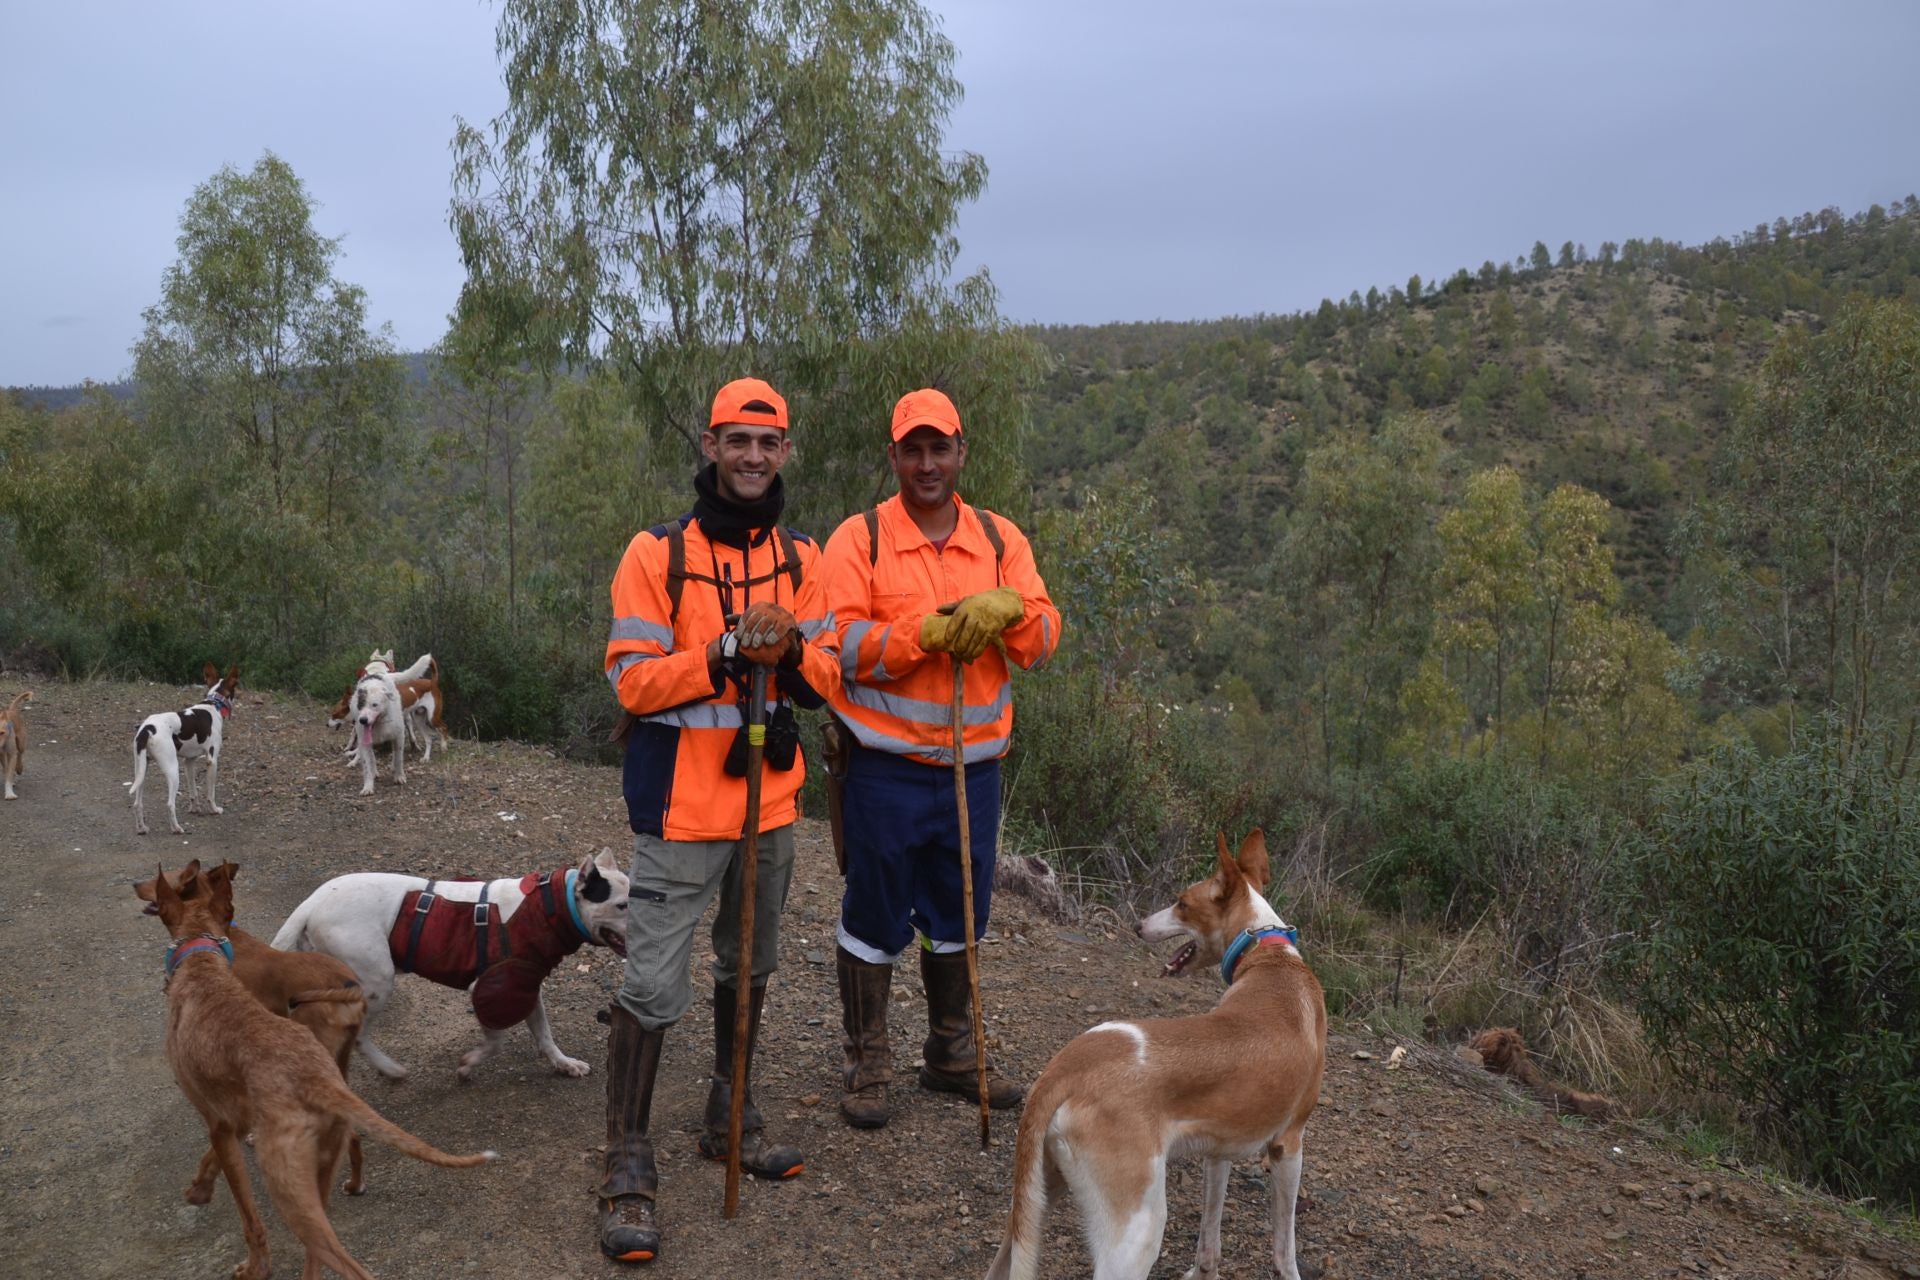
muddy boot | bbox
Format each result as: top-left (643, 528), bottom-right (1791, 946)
top-left (917, 946), bottom-right (1024, 1109)
top-left (598, 1005), bottom-right (664, 1264)
top-left (697, 982), bottom-right (804, 1178)
top-left (836, 945), bottom-right (893, 1129)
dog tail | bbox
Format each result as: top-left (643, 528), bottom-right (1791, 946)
top-left (3, 690), bottom-right (29, 719)
top-left (126, 726), bottom-right (154, 794)
top-left (270, 893), bottom-right (322, 951)
top-left (988, 1074), bottom-right (1060, 1280)
top-left (395, 652), bottom-right (434, 683)
top-left (288, 986), bottom-right (366, 1007)
top-left (327, 1082), bottom-right (497, 1169)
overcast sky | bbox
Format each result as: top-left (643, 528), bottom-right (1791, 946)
top-left (2, 1), bottom-right (1913, 387)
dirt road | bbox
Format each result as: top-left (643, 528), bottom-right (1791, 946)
top-left (1, 677), bottom-right (1913, 1279)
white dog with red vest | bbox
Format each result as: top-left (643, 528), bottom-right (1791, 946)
top-left (272, 848), bottom-right (631, 1082)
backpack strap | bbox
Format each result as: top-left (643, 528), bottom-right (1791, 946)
top-left (774, 526), bottom-right (805, 596)
top-left (865, 508), bottom-right (881, 567)
top-left (975, 508), bottom-right (1005, 585)
top-left (663, 521), bottom-right (690, 621)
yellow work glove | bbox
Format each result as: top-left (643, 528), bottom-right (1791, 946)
top-left (919, 612), bottom-right (958, 654)
top-left (938, 586), bottom-right (1025, 663)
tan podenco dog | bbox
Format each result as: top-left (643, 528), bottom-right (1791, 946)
top-left (0, 689), bottom-right (30, 800)
top-left (136, 859), bottom-right (372, 1201)
top-left (984, 830), bottom-right (1327, 1280)
top-left (148, 865), bottom-right (495, 1280)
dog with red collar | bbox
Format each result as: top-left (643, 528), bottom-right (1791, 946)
top-left (272, 848), bottom-right (631, 1082)
top-left (126, 663), bottom-right (239, 835)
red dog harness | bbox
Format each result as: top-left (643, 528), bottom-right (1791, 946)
top-left (387, 869), bottom-right (591, 1030)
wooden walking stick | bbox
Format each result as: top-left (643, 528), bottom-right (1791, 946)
top-left (724, 662), bottom-right (770, 1219)
top-left (951, 656), bottom-right (992, 1150)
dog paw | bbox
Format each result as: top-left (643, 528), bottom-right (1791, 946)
top-left (552, 1056), bottom-right (591, 1078)
top-left (210, 804), bottom-right (224, 815)
top-left (183, 1182), bottom-right (214, 1206)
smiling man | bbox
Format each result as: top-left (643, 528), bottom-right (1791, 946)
top-left (598, 377), bottom-right (840, 1265)
top-left (819, 387), bottom-right (1062, 1130)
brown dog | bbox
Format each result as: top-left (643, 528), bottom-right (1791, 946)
top-left (1, 689), bottom-right (29, 800)
top-left (148, 868), bottom-right (495, 1280)
top-left (136, 859), bottom-right (372, 1200)
top-left (1469, 1027), bottom-right (1615, 1120)
top-left (986, 830), bottom-right (1327, 1280)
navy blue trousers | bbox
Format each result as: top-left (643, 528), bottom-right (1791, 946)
top-left (837, 745), bottom-right (999, 961)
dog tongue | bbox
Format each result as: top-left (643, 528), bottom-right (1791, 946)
top-left (1162, 941), bottom-right (1197, 977)
top-left (360, 723), bottom-right (373, 747)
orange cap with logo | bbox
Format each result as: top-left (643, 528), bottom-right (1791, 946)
top-left (890, 388), bottom-right (962, 442)
top-left (710, 378), bottom-right (789, 431)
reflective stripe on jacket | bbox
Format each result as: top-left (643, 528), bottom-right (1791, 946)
top-left (821, 495), bottom-right (1060, 767)
top-left (605, 517), bottom-right (839, 841)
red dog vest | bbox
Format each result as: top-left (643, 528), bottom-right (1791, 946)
top-left (387, 869), bottom-right (591, 1030)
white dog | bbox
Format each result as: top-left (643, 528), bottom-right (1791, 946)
top-left (127, 663), bottom-right (239, 835)
top-left (272, 848), bottom-right (631, 1081)
top-left (347, 652), bottom-right (432, 795)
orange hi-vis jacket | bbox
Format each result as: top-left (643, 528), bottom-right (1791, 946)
top-left (606, 516), bottom-right (840, 841)
top-left (821, 495), bottom-right (1061, 766)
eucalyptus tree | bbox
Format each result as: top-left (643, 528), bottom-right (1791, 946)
top-left (449, 0), bottom-right (1042, 528)
top-left (132, 152), bottom-right (404, 656)
top-left (1691, 297), bottom-right (1920, 756)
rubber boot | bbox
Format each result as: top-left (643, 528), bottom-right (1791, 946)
top-left (598, 1005), bottom-right (664, 1264)
top-left (836, 945), bottom-right (893, 1129)
top-left (698, 982), bottom-right (804, 1178)
top-left (917, 946), bottom-right (1024, 1109)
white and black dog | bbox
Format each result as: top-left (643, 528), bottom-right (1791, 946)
top-left (271, 848), bottom-right (630, 1082)
top-left (127, 663), bottom-right (240, 835)
top-left (347, 651), bottom-right (433, 795)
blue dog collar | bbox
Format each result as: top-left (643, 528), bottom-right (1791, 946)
top-left (1220, 924), bottom-right (1299, 985)
top-left (166, 934), bottom-right (235, 976)
top-left (209, 691), bottom-right (233, 719)
top-left (562, 868), bottom-right (592, 942)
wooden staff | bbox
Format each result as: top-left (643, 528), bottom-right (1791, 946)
top-left (952, 657), bottom-right (991, 1150)
top-left (724, 662), bottom-right (769, 1219)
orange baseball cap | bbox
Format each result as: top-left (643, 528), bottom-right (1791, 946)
top-left (710, 378), bottom-right (789, 431)
top-left (890, 388), bottom-right (962, 441)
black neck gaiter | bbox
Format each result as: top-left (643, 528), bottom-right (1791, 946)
top-left (692, 462), bottom-right (785, 548)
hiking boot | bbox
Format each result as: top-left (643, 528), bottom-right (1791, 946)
top-left (598, 1005), bottom-right (664, 1264)
top-left (918, 946), bottom-right (1024, 1109)
top-left (697, 982), bottom-right (804, 1179)
top-left (836, 945), bottom-right (893, 1128)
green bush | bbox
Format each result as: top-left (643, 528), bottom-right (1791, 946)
top-left (1361, 757), bottom-right (1616, 919)
top-left (1633, 726), bottom-right (1920, 1200)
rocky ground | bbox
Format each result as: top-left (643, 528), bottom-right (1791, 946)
top-left (2, 675), bottom-right (1916, 1279)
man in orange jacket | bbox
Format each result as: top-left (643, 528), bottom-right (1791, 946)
top-left (598, 378), bottom-right (840, 1265)
top-left (821, 388), bottom-right (1062, 1130)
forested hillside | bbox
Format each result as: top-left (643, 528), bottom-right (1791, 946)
top-left (6, 190), bottom-right (1920, 1206)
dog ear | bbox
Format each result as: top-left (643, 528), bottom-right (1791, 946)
top-left (153, 864), bottom-right (181, 909)
top-left (202, 661), bottom-right (219, 685)
top-left (1236, 829), bottom-right (1270, 892)
top-left (224, 665), bottom-right (240, 690)
top-left (1212, 832), bottom-right (1244, 900)
top-left (581, 862), bottom-right (613, 903)
top-left (593, 845), bottom-right (620, 874)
